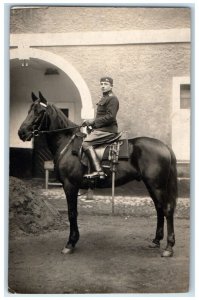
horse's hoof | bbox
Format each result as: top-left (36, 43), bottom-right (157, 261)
top-left (161, 249), bottom-right (173, 257)
top-left (61, 247), bottom-right (74, 255)
top-left (148, 241), bottom-right (160, 248)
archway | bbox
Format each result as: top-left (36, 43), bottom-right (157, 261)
top-left (10, 48), bottom-right (95, 178)
top-left (10, 47), bottom-right (94, 119)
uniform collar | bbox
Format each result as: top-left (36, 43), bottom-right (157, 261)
top-left (97, 91), bottom-right (114, 105)
top-left (102, 90), bottom-right (113, 97)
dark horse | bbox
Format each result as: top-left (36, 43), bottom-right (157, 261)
top-left (18, 92), bottom-right (178, 257)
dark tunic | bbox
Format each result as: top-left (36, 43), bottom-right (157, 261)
top-left (94, 91), bottom-right (119, 133)
top-left (83, 91), bottom-right (119, 146)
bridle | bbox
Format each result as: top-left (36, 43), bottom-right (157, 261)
top-left (32, 107), bottom-right (48, 137)
top-left (32, 102), bottom-right (82, 137)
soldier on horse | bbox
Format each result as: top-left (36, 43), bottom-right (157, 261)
top-left (82, 76), bottom-right (119, 179)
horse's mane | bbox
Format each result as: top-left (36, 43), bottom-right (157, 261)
top-left (48, 103), bottom-right (77, 131)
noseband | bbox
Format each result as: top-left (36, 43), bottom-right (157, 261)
top-left (32, 103), bottom-right (48, 137)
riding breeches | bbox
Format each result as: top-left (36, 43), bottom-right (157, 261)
top-left (82, 130), bottom-right (116, 150)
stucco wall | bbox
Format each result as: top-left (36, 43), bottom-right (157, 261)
top-left (35, 42), bottom-right (190, 144)
top-left (10, 6), bottom-right (191, 33)
top-left (9, 6), bottom-right (191, 147)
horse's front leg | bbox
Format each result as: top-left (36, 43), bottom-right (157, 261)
top-left (61, 180), bottom-right (80, 254)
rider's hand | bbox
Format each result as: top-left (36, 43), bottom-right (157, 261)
top-left (82, 120), bottom-right (95, 127)
top-left (86, 126), bottom-right (93, 134)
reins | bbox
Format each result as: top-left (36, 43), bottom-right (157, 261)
top-left (31, 103), bottom-right (84, 163)
top-left (34, 125), bottom-right (82, 136)
top-left (33, 124), bottom-right (82, 136)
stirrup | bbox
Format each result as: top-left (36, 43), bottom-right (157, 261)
top-left (84, 171), bottom-right (106, 180)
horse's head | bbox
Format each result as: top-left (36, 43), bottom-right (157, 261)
top-left (18, 91), bottom-right (48, 142)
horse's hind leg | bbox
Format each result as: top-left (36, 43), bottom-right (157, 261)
top-left (144, 182), bottom-right (165, 248)
top-left (144, 180), bottom-right (175, 257)
top-left (151, 200), bottom-right (165, 248)
top-left (162, 203), bottom-right (175, 257)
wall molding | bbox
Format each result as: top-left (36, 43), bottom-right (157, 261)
top-left (10, 28), bottom-right (190, 47)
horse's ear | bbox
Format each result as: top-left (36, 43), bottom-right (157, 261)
top-left (31, 92), bottom-right (38, 102)
top-left (39, 91), bottom-right (47, 104)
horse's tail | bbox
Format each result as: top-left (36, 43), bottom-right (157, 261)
top-left (167, 147), bottom-right (178, 211)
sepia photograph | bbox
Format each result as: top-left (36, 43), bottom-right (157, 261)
top-left (8, 3), bottom-right (192, 295)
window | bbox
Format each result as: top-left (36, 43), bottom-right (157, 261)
top-left (172, 77), bottom-right (190, 161)
top-left (180, 84), bottom-right (191, 109)
top-left (61, 108), bottom-right (69, 118)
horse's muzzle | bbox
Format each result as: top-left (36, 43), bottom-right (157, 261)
top-left (18, 128), bottom-right (33, 142)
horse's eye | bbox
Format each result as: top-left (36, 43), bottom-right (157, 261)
top-left (34, 106), bottom-right (38, 113)
top-left (34, 105), bottom-right (42, 114)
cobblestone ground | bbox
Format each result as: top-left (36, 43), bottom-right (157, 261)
top-left (28, 177), bottom-right (190, 219)
top-left (41, 187), bottom-right (190, 219)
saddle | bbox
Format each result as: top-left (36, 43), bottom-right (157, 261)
top-left (74, 131), bottom-right (129, 167)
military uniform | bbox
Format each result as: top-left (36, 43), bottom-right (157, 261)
top-left (94, 90), bottom-right (119, 133)
top-left (83, 90), bottom-right (119, 147)
top-left (82, 76), bottom-right (119, 179)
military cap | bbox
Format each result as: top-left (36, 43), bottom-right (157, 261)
top-left (100, 76), bottom-right (113, 85)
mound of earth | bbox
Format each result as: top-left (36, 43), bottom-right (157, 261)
top-left (9, 177), bottom-right (66, 236)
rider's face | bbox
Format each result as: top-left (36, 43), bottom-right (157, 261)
top-left (100, 81), bottom-right (112, 93)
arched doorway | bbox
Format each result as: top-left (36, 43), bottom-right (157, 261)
top-left (10, 47), bottom-right (94, 119)
top-left (10, 48), bottom-right (94, 178)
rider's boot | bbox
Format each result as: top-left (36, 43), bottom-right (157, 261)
top-left (84, 146), bottom-right (106, 179)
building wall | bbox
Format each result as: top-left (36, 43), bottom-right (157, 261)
top-left (9, 6), bottom-right (191, 179)
top-left (10, 6), bottom-right (191, 146)
top-left (10, 6), bottom-right (191, 33)
top-left (36, 42), bottom-right (190, 144)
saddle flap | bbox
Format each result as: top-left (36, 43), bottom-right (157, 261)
top-left (102, 139), bottom-right (129, 161)
top-left (81, 138), bottom-right (129, 167)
